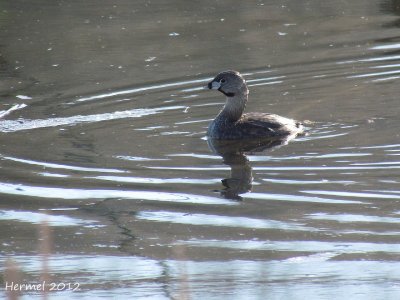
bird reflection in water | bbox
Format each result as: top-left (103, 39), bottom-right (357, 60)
top-left (207, 135), bottom-right (297, 200)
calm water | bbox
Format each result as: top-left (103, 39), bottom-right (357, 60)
top-left (1, 0), bottom-right (400, 299)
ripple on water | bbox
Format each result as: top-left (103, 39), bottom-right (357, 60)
top-left (1, 155), bottom-right (127, 173)
top-left (0, 106), bottom-right (184, 132)
top-left (0, 210), bottom-right (100, 227)
top-left (89, 175), bottom-right (221, 185)
top-left (136, 211), bottom-right (314, 231)
top-left (241, 192), bottom-right (362, 204)
top-left (307, 213), bottom-right (400, 224)
top-left (0, 182), bottom-right (234, 205)
top-left (301, 190), bottom-right (400, 199)
top-left (179, 239), bottom-right (400, 254)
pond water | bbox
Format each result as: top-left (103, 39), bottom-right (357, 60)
top-left (1, 0), bottom-right (400, 299)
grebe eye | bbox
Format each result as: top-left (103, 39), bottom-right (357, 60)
top-left (220, 79), bottom-right (226, 83)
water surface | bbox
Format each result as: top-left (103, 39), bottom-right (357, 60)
top-left (1, 1), bottom-right (400, 299)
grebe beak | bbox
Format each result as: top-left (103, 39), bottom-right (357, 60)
top-left (207, 81), bottom-right (221, 90)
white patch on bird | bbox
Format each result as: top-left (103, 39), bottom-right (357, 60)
top-left (211, 81), bottom-right (221, 89)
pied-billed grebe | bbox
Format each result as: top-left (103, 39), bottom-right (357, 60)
top-left (207, 70), bottom-right (303, 139)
